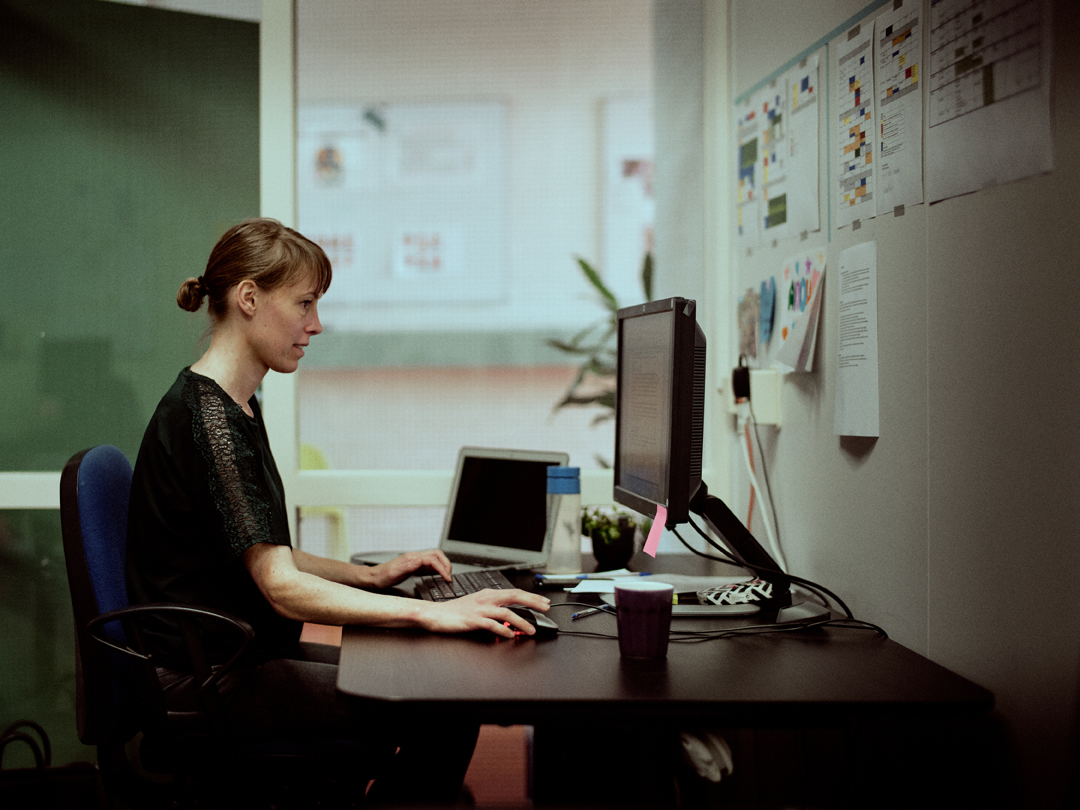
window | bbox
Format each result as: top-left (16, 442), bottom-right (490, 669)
top-left (294, 0), bottom-right (655, 555)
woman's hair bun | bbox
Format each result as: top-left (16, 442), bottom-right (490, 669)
top-left (176, 277), bottom-right (206, 312)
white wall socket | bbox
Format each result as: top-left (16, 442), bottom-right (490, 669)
top-left (749, 368), bottom-right (782, 426)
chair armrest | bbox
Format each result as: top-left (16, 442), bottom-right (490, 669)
top-left (86, 603), bottom-right (254, 695)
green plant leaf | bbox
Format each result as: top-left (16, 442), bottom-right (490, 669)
top-left (545, 338), bottom-right (597, 356)
top-left (576, 257), bottom-right (619, 312)
top-left (641, 252), bottom-right (654, 301)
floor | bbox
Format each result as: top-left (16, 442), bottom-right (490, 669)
top-left (300, 623), bottom-right (531, 807)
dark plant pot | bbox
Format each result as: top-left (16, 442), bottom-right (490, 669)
top-left (590, 526), bottom-right (636, 571)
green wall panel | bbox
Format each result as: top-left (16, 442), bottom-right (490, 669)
top-left (0, 0), bottom-right (258, 765)
top-left (0, 0), bottom-right (259, 471)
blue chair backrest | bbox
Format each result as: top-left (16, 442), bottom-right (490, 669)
top-left (77, 445), bottom-right (133, 641)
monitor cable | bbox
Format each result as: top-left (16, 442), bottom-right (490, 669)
top-left (550, 585), bottom-right (887, 642)
top-left (552, 605), bottom-right (887, 643)
top-left (673, 520), bottom-right (857, 622)
top-left (669, 616), bottom-right (887, 642)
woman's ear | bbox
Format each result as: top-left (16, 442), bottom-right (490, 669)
top-left (235, 279), bottom-right (259, 317)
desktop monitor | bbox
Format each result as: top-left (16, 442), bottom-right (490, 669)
top-left (613, 297), bottom-right (791, 602)
top-left (613, 297), bottom-right (705, 525)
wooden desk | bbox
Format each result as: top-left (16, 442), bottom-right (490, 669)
top-left (337, 613), bottom-right (989, 727)
top-left (337, 560), bottom-right (994, 806)
top-left (338, 558), bottom-right (990, 724)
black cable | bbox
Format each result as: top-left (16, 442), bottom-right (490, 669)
top-left (550, 618), bottom-right (887, 643)
top-left (683, 517), bottom-right (852, 617)
top-left (557, 630), bottom-right (619, 640)
top-left (673, 521), bottom-right (856, 620)
top-left (541, 556), bottom-right (884, 640)
top-left (669, 617), bottom-right (888, 642)
top-left (548, 602), bottom-right (612, 613)
top-left (682, 518), bottom-right (854, 618)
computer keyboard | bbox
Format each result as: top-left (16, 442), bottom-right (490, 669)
top-left (443, 551), bottom-right (521, 568)
top-left (415, 569), bottom-right (514, 602)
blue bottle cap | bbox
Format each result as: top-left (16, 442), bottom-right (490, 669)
top-left (548, 466), bottom-right (580, 478)
top-left (547, 466), bottom-right (580, 494)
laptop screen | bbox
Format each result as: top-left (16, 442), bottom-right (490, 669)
top-left (446, 455), bottom-right (562, 553)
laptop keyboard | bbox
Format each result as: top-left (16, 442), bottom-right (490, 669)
top-left (416, 570), bottom-right (514, 602)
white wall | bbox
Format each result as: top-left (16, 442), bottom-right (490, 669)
top-left (722, 0), bottom-right (1080, 805)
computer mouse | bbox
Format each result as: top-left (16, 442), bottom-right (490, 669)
top-left (508, 607), bottom-right (559, 639)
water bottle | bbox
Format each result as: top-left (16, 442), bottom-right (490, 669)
top-left (545, 466), bottom-right (582, 574)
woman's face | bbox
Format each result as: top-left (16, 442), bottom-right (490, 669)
top-left (249, 272), bottom-right (323, 374)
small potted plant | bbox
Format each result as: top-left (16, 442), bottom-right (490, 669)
top-left (582, 507), bottom-right (651, 571)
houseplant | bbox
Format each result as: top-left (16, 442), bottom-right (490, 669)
top-left (546, 253), bottom-right (653, 430)
top-left (582, 506), bottom-right (651, 571)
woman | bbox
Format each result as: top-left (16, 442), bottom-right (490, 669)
top-left (126, 218), bottom-right (549, 804)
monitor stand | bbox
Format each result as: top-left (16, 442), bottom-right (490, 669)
top-left (690, 482), bottom-right (792, 607)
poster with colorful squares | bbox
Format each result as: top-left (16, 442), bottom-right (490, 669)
top-left (874, 0), bottom-right (924, 211)
top-left (783, 51), bottom-right (822, 236)
top-left (832, 22), bottom-right (878, 229)
top-left (735, 79), bottom-right (791, 247)
top-left (758, 80), bottom-right (790, 242)
top-left (734, 94), bottom-right (762, 248)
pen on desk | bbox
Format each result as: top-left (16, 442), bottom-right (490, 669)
top-left (571, 606), bottom-right (613, 620)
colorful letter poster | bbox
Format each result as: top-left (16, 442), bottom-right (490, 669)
top-left (832, 23), bottom-right (878, 229)
top-left (775, 248), bottom-right (826, 373)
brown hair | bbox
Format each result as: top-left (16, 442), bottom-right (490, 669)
top-left (177, 218), bottom-right (332, 318)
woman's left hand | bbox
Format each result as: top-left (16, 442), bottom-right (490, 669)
top-left (366, 550), bottom-right (453, 588)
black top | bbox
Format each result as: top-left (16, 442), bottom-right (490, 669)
top-left (126, 368), bottom-right (301, 667)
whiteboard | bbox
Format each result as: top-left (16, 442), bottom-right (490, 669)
top-left (298, 101), bottom-right (509, 329)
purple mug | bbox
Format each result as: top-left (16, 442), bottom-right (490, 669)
top-left (615, 580), bottom-right (675, 659)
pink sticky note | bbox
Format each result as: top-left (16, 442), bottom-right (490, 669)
top-left (643, 505), bottom-right (667, 557)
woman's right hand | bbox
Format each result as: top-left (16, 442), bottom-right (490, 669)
top-left (420, 588), bottom-right (551, 638)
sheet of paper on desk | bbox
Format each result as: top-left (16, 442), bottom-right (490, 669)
top-left (567, 574), bottom-right (751, 594)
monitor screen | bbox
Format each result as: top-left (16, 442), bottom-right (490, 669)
top-left (447, 456), bottom-right (559, 553)
top-left (613, 297), bottom-right (790, 601)
top-left (613, 297), bottom-right (704, 526)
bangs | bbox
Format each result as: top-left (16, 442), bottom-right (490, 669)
top-left (267, 229), bottom-right (333, 294)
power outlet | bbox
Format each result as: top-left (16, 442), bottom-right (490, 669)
top-left (749, 368), bottom-right (781, 426)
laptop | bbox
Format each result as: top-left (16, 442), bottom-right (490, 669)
top-left (350, 446), bottom-right (569, 573)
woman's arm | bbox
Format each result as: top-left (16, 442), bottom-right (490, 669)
top-left (245, 543), bottom-right (549, 638)
top-left (291, 547), bottom-right (454, 590)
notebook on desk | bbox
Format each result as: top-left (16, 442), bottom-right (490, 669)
top-left (351, 446), bottom-right (569, 574)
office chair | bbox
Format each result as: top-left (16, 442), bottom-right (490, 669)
top-left (60, 445), bottom-right (372, 809)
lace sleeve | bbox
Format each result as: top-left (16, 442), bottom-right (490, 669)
top-left (183, 377), bottom-right (286, 556)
